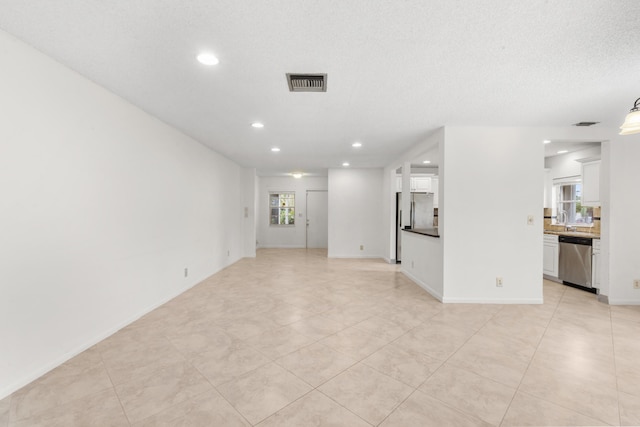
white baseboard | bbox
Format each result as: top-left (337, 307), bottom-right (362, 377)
top-left (257, 245), bottom-right (307, 249)
top-left (608, 299), bottom-right (640, 305)
top-left (543, 274), bottom-right (562, 283)
top-left (401, 270), bottom-right (543, 305)
top-left (401, 269), bottom-right (443, 302)
top-left (441, 297), bottom-right (544, 304)
top-left (0, 260), bottom-right (235, 400)
top-left (328, 255), bottom-right (383, 259)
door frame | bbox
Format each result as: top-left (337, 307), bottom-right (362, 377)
top-left (305, 190), bottom-right (328, 249)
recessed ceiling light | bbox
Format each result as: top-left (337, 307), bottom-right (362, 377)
top-left (271, 147), bottom-right (280, 152)
top-left (342, 162), bottom-right (350, 167)
top-left (543, 140), bottom-right (551, 144)
top-left (196, 53), bottom-right (219, 66)
top-left (291, 172), bottom-right (303, 179)
top-left (352, 142), bottom-right (362, 148)
top-left (557, 150), bottom-right (569, 154)
top-left (251, 122), bottom-right (264, 128)
top-left (423, 160), bottom-right (431, 164)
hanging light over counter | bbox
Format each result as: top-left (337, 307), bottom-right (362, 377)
top-left (620, 97), bottom-right (640, 135)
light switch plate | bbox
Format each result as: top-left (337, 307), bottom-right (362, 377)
top-left (527, 215), bottom-right (534, 225)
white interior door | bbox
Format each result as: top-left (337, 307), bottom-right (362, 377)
top-left (306, 190), bottom-right (328, 249)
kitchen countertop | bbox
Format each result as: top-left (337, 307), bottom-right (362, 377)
top-left (403, 227), bottom-right (440, 238)
top-left (544, 230), bottom-right (600, 239)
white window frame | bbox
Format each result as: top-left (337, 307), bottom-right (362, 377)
top-left (269, 192), bottom-right (295, 226)
top-left (552, 177), bottom-right (594, 227)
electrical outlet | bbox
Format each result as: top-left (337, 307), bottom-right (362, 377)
top-left (359, 245), bottom-right (364, 250)
top-left (184, 268), bottom-right (188, 278)
top-left (634, 279), bottom-right (640, 289)
top-left (496, 277), bottom-right (503, 287)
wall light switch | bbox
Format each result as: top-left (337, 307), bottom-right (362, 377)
top-left (527, 215), bottom-right (534, 225)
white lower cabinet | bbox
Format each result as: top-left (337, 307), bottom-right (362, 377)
top-left (543, 234), bottom-right (559, 278)
top-left (592, 239), bottom-right (601, 288)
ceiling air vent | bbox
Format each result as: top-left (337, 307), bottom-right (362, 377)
top-left (573, 121), bottom-right (599, 127)
top-left (286, 73), bottom-right (327, 92)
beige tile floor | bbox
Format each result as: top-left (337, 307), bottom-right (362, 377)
top-left (3, 248), bottom-right (640, 426)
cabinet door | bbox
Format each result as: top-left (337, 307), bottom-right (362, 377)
top-left (592, 240), bottom-right (601, 288)
top-left (412, 177), bottom-right (432, 192)
top-left (582, 160), bottom-right (600, 206)
top-left (543, 243), bottom-right (557, 276)
top-left (431, 177), bottom-right (439, 208)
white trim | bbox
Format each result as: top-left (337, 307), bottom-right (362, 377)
top-left (608, 299), bottom-right (640, 305)
top-left (328, 255), bottom-right (383, 259)
top-left (0, 261), bottom-right (235, 400)
top-left (543, 274), bottom-right (561, 283)
top-left (257, 245), bottom-right (306, 249)
top-left (401, 270), bottom-right (443, 302)
top-left (1, 292), bottom-right (181, 399)
top-left (442, 297), bottom-right (543, 304)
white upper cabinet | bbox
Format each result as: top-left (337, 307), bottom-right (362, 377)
top-left (581, 160), bottom-right (601, 206)
top-left (396, 175), bottom-right (439, 208)
top-left (431, 177), bottom-right (439, 208)
top-left (543, 234), bottom-right (559, 278)
top-left (412, 177), bottom-right (431, 192)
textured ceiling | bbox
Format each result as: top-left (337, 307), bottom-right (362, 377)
top-left (1, 0), bottom-right (638, 175)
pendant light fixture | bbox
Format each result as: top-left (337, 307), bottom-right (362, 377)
top-left (619, 97), bottom-right (640, 135)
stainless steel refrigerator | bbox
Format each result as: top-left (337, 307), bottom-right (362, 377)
top-left (396, 192), bottom-right (434, 262)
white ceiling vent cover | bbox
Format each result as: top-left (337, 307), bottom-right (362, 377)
top-left (286, 73), bottom-right (327, 92)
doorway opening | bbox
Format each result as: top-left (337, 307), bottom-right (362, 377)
top-left (306, 190), bottom-right (328, 249)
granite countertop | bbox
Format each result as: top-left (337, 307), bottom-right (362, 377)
top-left (403, 227), bottom-right (440, 238)
top-left (544, 230), bottom-right (600, 239)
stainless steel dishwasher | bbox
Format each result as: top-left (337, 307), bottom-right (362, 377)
top-left (558, 235), bottom-right (594, 291)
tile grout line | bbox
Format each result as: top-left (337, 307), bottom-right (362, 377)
top-left (609, 306), bottom-right (623, 427)
top-left (396, 305), bottom-right (514, 426)
top-left (184, 352), bottom-right (256, 427)
top-left (2, 394), bottom-right (11, 427)
top-left (262, 312), bottom-right (433, 426)
top-left (496, 284), bottom-right (616, 427)
top-left (161, 322), bottom-right (256, 427)
top-left (343, 303), bottom-right (497, 426)
top-left (495, 286), bottom-right (566, 427)
top-left (95, 348), bottom-right (133, 427)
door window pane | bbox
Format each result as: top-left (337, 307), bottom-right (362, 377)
top-left (269, 192), bottom-right (295, 226)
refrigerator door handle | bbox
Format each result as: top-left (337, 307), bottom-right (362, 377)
top-left (410, 200), bottom-right (415, 228)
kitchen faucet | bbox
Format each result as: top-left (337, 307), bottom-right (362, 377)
top-left (558, 210), bottom-right (568, 225)
top-left (558, 210), bottom-right (576, 231)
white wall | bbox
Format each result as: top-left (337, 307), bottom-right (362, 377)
top-left (241, 169), bottom-right (258, 258)
top-left (440, 127), bottom-right (544, 303)
top-left (607, 135), bottom-right (640, 304)
top-left (328, 168), bottom-right (384, 258)
top-left (256, 176), bottom-right (328, 248)
top-left (383, 129), bottom-right (444, 261)
top-left (544, 146), bottom-right (601, 180)
top-left (385, 125), bottom-right (640, 305)
top-left (400, 231), bottom-right (443, 300)
top-left (0, 30), bottom-right (252, 398)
